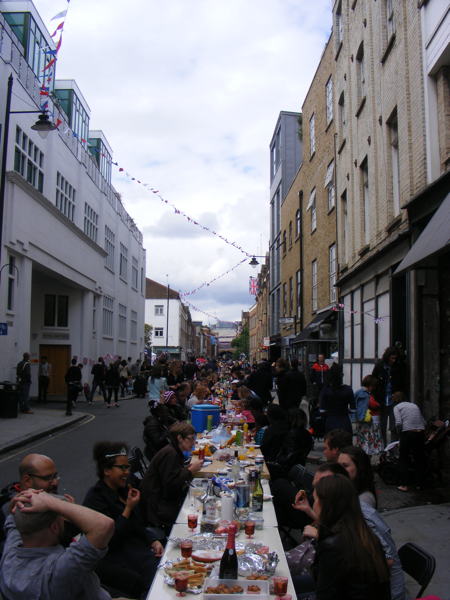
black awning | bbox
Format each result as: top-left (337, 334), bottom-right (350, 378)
top-left (293, 309), bottom-right (336, 343)
top-left (395, 193), bottom-right (450, 275)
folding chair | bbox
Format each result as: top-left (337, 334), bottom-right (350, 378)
top-left (128, 446), bottom-right (148, 486)
top-left (398, 542), bottom-right (436, 598)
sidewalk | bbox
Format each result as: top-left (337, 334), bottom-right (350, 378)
top-left (0, 393), bottom-right (136, 454)
top-left (0, 405), bottom-right (88, 455)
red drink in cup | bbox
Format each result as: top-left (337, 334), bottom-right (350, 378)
top-left (198, 447), bottom-right (205, 461)
top-left (180, 540), bottom-right (193, 558)
top-left (273, 576), bottom-right (288, 596)
top-left (174, 573), bottom-right (189, 596)
top-left (244, 520), bottom-right (255, 538)
top-left (187, 513), bottom-right (198, 532)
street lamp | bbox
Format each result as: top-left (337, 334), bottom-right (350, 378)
top-left (0, 74), bottom-right (57, 267)
top-left (249, 255), bottom-right (266, 268)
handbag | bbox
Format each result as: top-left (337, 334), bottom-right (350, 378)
top-left (363, 409), bottom-right (372, 423)
top-left (286, 537), bottom-right (316, 575)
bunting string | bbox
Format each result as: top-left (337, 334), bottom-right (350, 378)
top-left (179, 259), bottom-right (247, 298)
top-left (332, 303), bottom-right (386, 324)
top-left (182, 298), bottom-right (220, 322)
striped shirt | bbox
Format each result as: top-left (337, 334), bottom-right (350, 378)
top-left (393, 402), bottom-right (425, 432)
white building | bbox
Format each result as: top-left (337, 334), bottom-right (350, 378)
top-left (145, 278), bottom-right (193, 361)
top-left (0, 2), bottom-right (146, 396)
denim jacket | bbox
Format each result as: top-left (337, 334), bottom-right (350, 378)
top-left (354, 387), bottom-right (370, 422)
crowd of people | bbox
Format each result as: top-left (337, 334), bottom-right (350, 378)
top-left (2, 349), bottom-right (434, 600)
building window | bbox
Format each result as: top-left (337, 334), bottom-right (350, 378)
top-left (289, 276), bottom-right (294, 315)
top-left (84, 203), bottom-right (98, 242)
top-left (154, 327), bottom-right (164, 338)
top-left (155, 305), bottom-right (164, 316)
top-left (295, 209), bottom-right (301, 237)
top-left (307, 188), bottom-right (317, 232)
top-left (325, 160), bottom-right (335, 211)
top-left (14, 126), bottom-right (44, 192)
top-left (335, 1), bottom-right (343, 49)
top-left (312, 260), bottom-right (318, 312)
top-left (329, 244), bottom-right (337, 303)
top-left (288, 222), bottom-right (293, 248)
top-left (356, 43), bottom-right (366, 104)
top-left (360, 158), bottom-right (370, 244)
top-left (140, 268), bottom-right (144, 294)
top-left (92, 295), bottom-right (97, 333)
top-left (55, 172), bottom-right (75, 221)
top-left (119, 244), bottom-right (128, 281)
top-left (387, 109), bottom-right (400, 217)
top-left (44, 294), bottom-right (68, 327)
top-left (385, 0), bottom-right (395, 40)
top-left (54, 89), bottom-right (89, 147)
top-left (131, 257), bottom-right (139, 290)
top-left (296, 269), bottom-right (302, 319)
top-left (341, 190), bottom-right (349, 264)
top-left (118, 304), bottom-right (127, 339)
top-left (309, 114), bottom-right (316, 157)
top-left (102, 295), bottom-right (114, 337)
top-left (282, 283), bottom-right (287, 316)
top-left (270, 127), bottom-right (281, 180)
top-left (282, 231), bottom-right (287, 255)
top-left (104, 226), bottom-right (115, 271)
top-left (7, 256), bottom-right (16, 312)
top-left (326, 77), bottom-right (333, 125)
top-left (130, 310), bottom-right (138, 341)
top-left (338, 91), bottom-right (346, 130)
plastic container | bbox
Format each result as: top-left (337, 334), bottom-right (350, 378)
top-left (203, 577), bottom-right (269, 600)
top-left (191, 404), bottom-right (221, 433)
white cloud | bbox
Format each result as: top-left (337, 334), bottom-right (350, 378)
top-left (35, 0), bottom-right (331, 322)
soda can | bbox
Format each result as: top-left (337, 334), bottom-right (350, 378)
top-left (235, 483), bottom-right (250, 508)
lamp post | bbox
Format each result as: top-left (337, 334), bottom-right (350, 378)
top-left (0, 74), bottom-right (57, 270)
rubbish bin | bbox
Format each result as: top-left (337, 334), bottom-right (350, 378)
top-left (0, 381), bottom-right (19, 418)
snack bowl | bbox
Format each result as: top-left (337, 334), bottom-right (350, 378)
top-left (203, 577), bottom-right (269, 599)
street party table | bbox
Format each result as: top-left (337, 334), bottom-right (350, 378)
top-left (145, 473), bottom-right (295, 599)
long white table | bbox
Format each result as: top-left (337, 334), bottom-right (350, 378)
top-left (146, 484), bottom-right (294, 599)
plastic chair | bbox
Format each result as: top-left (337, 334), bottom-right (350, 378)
top-left (398, 542), bottom-right (436, 598)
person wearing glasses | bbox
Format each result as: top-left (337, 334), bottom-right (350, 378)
top-left (83, 442), bottom-right (164, 599)
top-left (140, 422), bottom-right (204, 534)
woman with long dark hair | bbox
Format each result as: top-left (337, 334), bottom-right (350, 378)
top-left (337, 445), bottom-right (377, 507)
top-left (311, 474), bottom-right (391, 599)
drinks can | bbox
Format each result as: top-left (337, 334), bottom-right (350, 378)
top-left (235, 483), bottom-right (250, 508)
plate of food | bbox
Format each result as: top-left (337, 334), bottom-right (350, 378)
top-left (163, 558), bottom-right (211, 593)
top-left (191, 549), bottom-right (223, 563)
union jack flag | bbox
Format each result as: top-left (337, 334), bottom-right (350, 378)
top-left (249, 276), bottom-right (258, 295)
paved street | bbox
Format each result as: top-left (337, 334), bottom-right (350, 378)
top-left (0, 397), bottom-right (149, 502)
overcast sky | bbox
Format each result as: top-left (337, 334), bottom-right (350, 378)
top-left (35, 0), bottom-right (332, 325)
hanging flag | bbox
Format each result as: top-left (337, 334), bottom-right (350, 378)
top-left (51, 9), bottom-right (68, 20)
top-left (249, 276), bottom-right (258, 295)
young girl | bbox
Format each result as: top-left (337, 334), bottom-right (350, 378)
top-left (354, 375), bottom-right (383, 456)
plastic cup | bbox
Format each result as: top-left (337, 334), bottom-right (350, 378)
top-left (273, 576), bottom-right (288, 596)
top-left (180, 539), bottom-right (193, 558)
top-left (187, 513), bottom-right (198, 532)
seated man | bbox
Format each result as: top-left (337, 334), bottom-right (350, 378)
top-left (1, 453), bottom-right (64, 553)
top-left (323, 428), bottom-right (353, 462)
top-left (0, 489), bottom-right (114, 599)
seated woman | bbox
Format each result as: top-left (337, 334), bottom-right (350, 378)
top-left (337, 445), bottom-right (378, 507)
top-left (309, 474), bottom-right (391, 600)
top-left (261, 404), bottom-right (290, 463)
top-left (140, 422), bottom-right (204, 534)
top-left (83, 441), bottom-right (164, 599)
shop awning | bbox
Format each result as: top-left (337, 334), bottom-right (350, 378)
top-left (395, 193), bottom-right (450, 275)
top-left (293, 309), bottom-right (335, 343)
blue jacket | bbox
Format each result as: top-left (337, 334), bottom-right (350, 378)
top-left (354, 387), bottom-right (370, 422)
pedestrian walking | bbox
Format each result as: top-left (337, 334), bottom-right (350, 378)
top-left (16, 352), bottom-right (33, 414)
top-left (119, 360), bottom-right (130, 398)
top-left (105, 362), bottom-right (120, 407)
top-left (37, 356), bottom-right (51, 403)
top-left (89, 357), bottom-right (107, 404)
top-left (64, 358), bottom-right (82, 416)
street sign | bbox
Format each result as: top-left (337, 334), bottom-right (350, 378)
top-left (0, 323), bottom-right (7, 335)
top-left (279, 317), bottom-right (295, 325)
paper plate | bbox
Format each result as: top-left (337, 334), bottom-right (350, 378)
top-left (191, 550), bottom-right (223, 563)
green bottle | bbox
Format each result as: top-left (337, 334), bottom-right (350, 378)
top-left (251, 471), bottom-right (263, 512)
